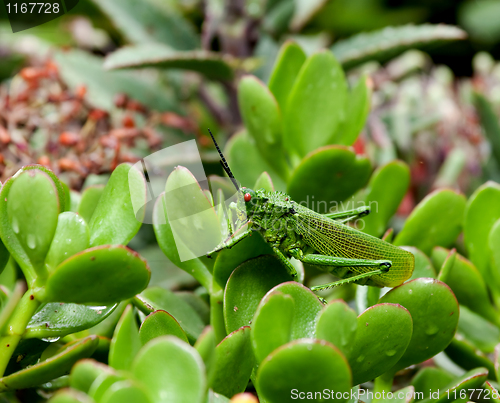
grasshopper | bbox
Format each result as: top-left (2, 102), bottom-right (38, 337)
top-left (206, 130), bottom-right (414, 291)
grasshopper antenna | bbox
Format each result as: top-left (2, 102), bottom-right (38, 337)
top-left (208, 129), bottom-right (239, 192)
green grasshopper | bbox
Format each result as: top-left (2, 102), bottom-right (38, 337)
top-left (206, 130), bottom-right (414, 291)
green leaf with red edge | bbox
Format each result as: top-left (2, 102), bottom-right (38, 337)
top-left (109, 305), bottom-right (141, 371)
top-left (139, 310), bottom-right (189, 344)
top-left (288, 146), bottom-right (371, 214)
top-left (88, 163), bottom-right (146, 247)
top-left (78, 185), bottom-right (104, 224)
top-left (256, 339), bottom-right (352, 403)
top-left (394, 189), bottom-right (466, 255)
top-left (42, 245), bottom-right (150, 304)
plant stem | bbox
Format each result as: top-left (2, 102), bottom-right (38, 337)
top-left (372, 372), bottom-right (394, 403)
top-left (0, 290), bottom-right (41, 377)
top-left (210, 280), bottom-right (226, 344)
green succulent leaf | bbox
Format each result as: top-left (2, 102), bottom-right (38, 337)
top-left (138, 287), bottom-right (205, 343)
top-left (104, 44), bottom-right (234, 80)
top-left (268, 41), bottom-right (306, 113)
top-left (0, 336), bottom-right (99, 392)
top-left (288, 146), bottom-right (371, 214)
top-left (139, 310), bottom-right (189, 344)
top-left (25, 303), bottom-right (116, 339)
top-left (70, 359), bottom-right (114, 394)
top-left (283, 50), bottom-right (348, 159)
top-left (315, 300), bottom-right (358, 358)
top-left (404, 247), bottom-right (436, 280)
top-left (254, 172), bottom-right (275, 193)
top-left (238, 75), bottom-right (289, 180)
top-left (87, 372), bottom-right (129, 402)
top-left (256, 339), bottom-right (352, 403)
top-left (45, 212), bottom-right (89, 271)
top-left (331, 24), bottom-right (467, 70)
top-left (43, 245), bottom-right (150, 304)
top-left (444, 337), bottom-right (495, 377)
top-left (109, 305), bottom-right (141, 371)
top-left (100, 380), bottom-right (153, 403)
top-left (361, 161), bottom-right (410, 237)
top-left (211, 326), bottom-right (255, 397)
top-left (456, 305), bottom-right (499, 354)
top-left (49, 389), bottom-right (95, 403)
top-left (411, 367), bottom-right (455, 401)
top-left (394, 189), bottom-right (466, 255)
top-left (474, 93), bottom-right (500, 167)
top-left (379, 278), bottom-right (459, 373)
top-left (223, 255), bottom-right (293, 334)
top-left (348, 303), bottom-right (412, 385)
top-left (88, 163), bottom-right (146, 247)
top-left (78, 186), bottom-right (104, 224)
top-left (132, 336), bottom-right (206, 403)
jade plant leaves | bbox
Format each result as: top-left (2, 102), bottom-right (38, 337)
top-left (315, 300), bottom-right (358, 358)
top-left (5, 169), bottom-right (60, 274)
top-left (380, 278), bottom-right (459, 373)
top-left (238, 75), bottom-right (289, 180)
top-left (78, 186), bottom-right (104, 224)
top-left (223, 255), bottom-right (293, 334)
top-left (132, 336), bottom-right (206, 403)
top-left (70, 359), bottom-right (114, 393)
top-left (361, 161), bottom-right (410, 237)
top-left (139, 310), bottom-right (189, 344)
top-left (211, 326), bottom-right (255, 397)
top-left (256, 339), bottom-right (352, 403)
top-left (45, 212), bottom-right (89, 271)
top-left (88, 163), bottom-right (146, 247)
top-left (348, 303), bottom-right (413, 385)
top-left (42, 245), bottom-right (150, 304)
top-left (109, 306), bottom-right (141, 371)
top-left (25, 303), bottom-right (116, 339)
top-left (0, 336), bottom-right (99, 392)
top-left (268, 41), bottom-right (306, 113)
top-left (100, 380), bottom-right (153, 403)
top-left (287, 146), bottom-right (371, 214)
top-left (283, 50), bottom-right (347, 159)
top-left (394, 189), bottom-right (466, 255)
top-left (464, 181), bottom-right (500, 280)
top-left (404, 247), bottom-right (436, 280)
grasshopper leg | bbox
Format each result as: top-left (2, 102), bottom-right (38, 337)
top-left (272, 247), bottom-right (298, 281)
top-left (288, 249), bottom-right (391, 291)
top-left (323, 205), bottom-right (370, 221)
top-left (206, 228), bottom-right (253, 258)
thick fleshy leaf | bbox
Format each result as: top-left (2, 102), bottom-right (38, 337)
top-left (331, 24), bottom-right (467, 70)
top-left (88, 164), bottom-right (146, 247)
top-left (138, 287), bottom-right (205, 343)
top-left (256, 339), bottom-right (352, 403)
top-left (78, 186), bottom-right (104, 224)
top-left (456, 305), bottom-right (499, 353)
top-left (194, 326), bottom-right (216, 382)
top-left (253, 172), bottom-right (275, 193)
top-left (464, 182), bottom-right (500, 281)
top-left (335, 75), bottom-right (371, 146)
top-left (475, 93), bottom-right (500, 167)
top-left (251, 292), bottom-right (295, 363)
top-left (132, 336), bottom-right (206, 403)
top-left (21, 165), bottom-right (66, 213)
top-left (90, 0), bottom-right (198, 49)
top-left (348, 303), bottom-right (413, 385)
top-left (431, 247), bottom-right (499, 326)
top-left (25, 303), bottom-right (116, 339)
top-left (238, 75), bottom-right (288, 180)
top-left (88, 372), bottom-right (129, 402)
top-left (153, 193), bottom-right (212, 292)
top-left (42, 245), bottom-right (150, 304)
top-left (139, 310), bottom-right (189, 344)
top-left (379, 278), bottom-right (459, 373)
top-left (104, 45), bottom-right (233, 80)
top-left (223, 255), bottom-right (293, 334)
top-left (268, 41), bottom-right (306, 113)
top-left (283, 51), bottom-right (347, 158)
top-left (288, 146), bottom-right (371, 213)
top-left (163, 166), bottom-right (222, 263)
top-left (45, 212), bottom-right (89, 271)
top-left (225, 131), bottom-right (287, 192)
top-left (109, 305), bottom-right (141, 371)
top-left (101, 380), bottom-right (154, 403)
top-left (6, 170), bottom-right (60, 272)
top-left (404, 247), bottom-right (436, 280)
top-left (361, 161), bottom-right (410, 237)
top-left (70, 359), bottom-right (114, 393)
top-left (214, 233), bottom-right (273, 288)
top-left (445, 337), bottom-right (495, 376)
top-left (412, 367), bottom-right (455, 400)
top-left (49, 389), bottom-right (95, 403)
top-left (211, 327), bottom-right (255, 397)
top-left (316, 300), bottom-right (358, 358)
top-left (290, 0), bottom-right (328, 31)
top-left (419, 367), bottom-right (488, 403)
top-left (394, 189), bottom-right (466, 255)
top-left (489, 218), bottom-right (500, 298)
top-left (0, 336), bottom-right (99, 392)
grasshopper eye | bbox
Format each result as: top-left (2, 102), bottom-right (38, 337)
top-left (244, 193), bottom-right (252, 202)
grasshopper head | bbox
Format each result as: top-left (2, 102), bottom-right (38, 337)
top-left (236, 187), bottom-right (257, 221)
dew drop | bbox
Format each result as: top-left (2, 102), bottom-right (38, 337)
top-left (426, 325), bottom-right (438, 336)
top-left (27, 234), bottom-right (36, 249)
top-left (11, 218), bottom-right (19, 234)
top-left (386, 350), bottom-right (397, 357)
top-left (357, 355), bottom-right (365, 362)
top-left (408, 289), bottom-right (413, 294)
top-left (41, 336), bottom-right (60, 343)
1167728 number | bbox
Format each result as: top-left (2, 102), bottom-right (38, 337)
top-left (447, 388), bottom-right (499, 400)
top-left (5, 3), bottom-right (60, 13)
